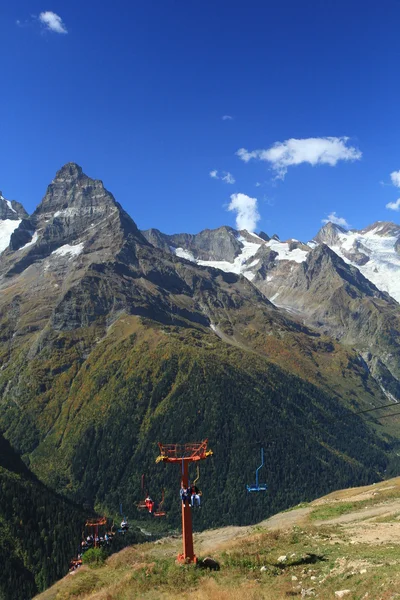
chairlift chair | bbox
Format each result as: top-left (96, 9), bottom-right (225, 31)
top-left (153, 489), bottom-right (166, 518)
top-left (137, 474), bottom-right (148, 510)
top-left (246, 448), bottom-right (268, 493)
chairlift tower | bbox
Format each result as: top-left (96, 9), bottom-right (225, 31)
top-left (85, 517), bottom-right (107, 548)
top-left (156, 439), bottom-right (213, 563)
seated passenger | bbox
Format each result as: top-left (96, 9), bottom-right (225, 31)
top-left (190, 484), bottom-right (202, 508)
top-left (180, 484), bottom-right (191, 507)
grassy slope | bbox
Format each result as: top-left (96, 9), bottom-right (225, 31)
top-left (36, 477), bottom-right (400, 600)
top-left (2, 315), bottom-right (389, 529)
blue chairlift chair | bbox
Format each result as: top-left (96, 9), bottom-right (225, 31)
top-left (246, 448), bottom-right (268, 492)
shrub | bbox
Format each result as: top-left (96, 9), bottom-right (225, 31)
top-left (82, 547), bottom-right (107, 568)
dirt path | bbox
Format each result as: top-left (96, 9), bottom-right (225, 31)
top-left (258, 507), bottom-right (312, 531)
top-left (316, 499), bottom-right (400, 526)
top-left (195, 496), bottom-right (400, 554)
top-left (195, 507), bottom-right (312, 554)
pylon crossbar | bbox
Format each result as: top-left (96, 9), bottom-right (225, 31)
top-left (157, 439), bottom-right (211, 462)
top-left (85, 517), bottom-right (107, 527)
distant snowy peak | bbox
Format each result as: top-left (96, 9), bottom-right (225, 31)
top-left (359, 221), bottom-right (400, 237)
top-left (155, 218), bottom-right (400, 305)
top-left (168, 228), bottom-right (309, 281)
top-left (313, 220), bottom-right (400, 302)
top-left (0, 192), bottom-right (28, 254)
top-left (0, 192), bottom-right (28, 221)
top-left (313, 222), bottom-right (346, 246)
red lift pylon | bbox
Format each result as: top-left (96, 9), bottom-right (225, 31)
top-left (156, 439), bottom-right (213, 564)
top-left (85, 517), bottom-right (107, 548)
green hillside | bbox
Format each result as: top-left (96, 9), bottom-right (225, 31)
top-left (1, 316), bottom-right (389, 532)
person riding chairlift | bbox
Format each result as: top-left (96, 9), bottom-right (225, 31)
top-left (180, 483), bottom-right (191, 507)
top-left (145, 495), bottom-right (155, 514)
top-left (190, 483), bottom-right (202, 508)
top-left (121, 519), bottom-right (129, 530)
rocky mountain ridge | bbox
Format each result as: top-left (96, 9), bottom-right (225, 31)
top-left (142, 220), bottom-right (400, 300)
top-left (142, 219), bottom-right (400, 398)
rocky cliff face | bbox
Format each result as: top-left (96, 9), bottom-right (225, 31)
top-left (142, 225), bottom-right (243, 261)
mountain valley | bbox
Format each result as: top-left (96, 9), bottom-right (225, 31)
top-left (1, 164), bottom-right (400, 597)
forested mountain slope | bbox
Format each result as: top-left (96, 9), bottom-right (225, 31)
top-left (0, 433), bottom-right (84, 600)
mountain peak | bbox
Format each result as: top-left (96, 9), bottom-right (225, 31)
top-left (4, 164), bottom-right (147, 270)
top-left (34, 163), bottom-right (112, 219)
top-left (314, 221), bottom-right (346, 245)
top-left (53, 162), bottom-right (84, 183)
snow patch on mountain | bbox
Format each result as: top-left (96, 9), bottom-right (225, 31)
top-left (173, 247), bottom-right (195, 261)
top-left (3, 198), bottom-right (16, 213)
top-left (52, 243), bottom-right (84, 257)
top-left (197, 236), bottom-right (261, 275)
top-left (327, 228), bottom-right (400, 302)
top-left (268, 240), bottom-right (309, 263)
top-left (19, 231), bottom-right (38, 251)
top-left (0, 219), bottom-right (22, 253)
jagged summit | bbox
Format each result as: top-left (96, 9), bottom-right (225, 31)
top-left (53, 162), bottom-right (83, 180)
top-left (313, 221), bottom-right (347, 245)
top-left (2, 164), bottom-right (148, 275)
top-left (33, 162), bottom-right (116, 217)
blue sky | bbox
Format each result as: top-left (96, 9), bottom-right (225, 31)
top-left (2, 0), bottom-right (400, 241)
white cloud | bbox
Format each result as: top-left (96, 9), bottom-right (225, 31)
top-left (39, 11), bottom-right (68, 34)
top-left (236, 136), bottom-right (362, 179)
top-left (222, 115), bottom-right (233, 121)
top-left (210, 170), bottom-right (235, 184)
top-left (227, 193), bottom-right (260, 232)
top-left (236, 148), bottom-right (257, 163)
top-left (386, 198), bottom-right (400, 211)
top-left (322, 212), bottom-right (350, 228)
top-left (221, 172), bottom-right (235, 184)
top-left (390, 171), bottom-right (400, 188)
